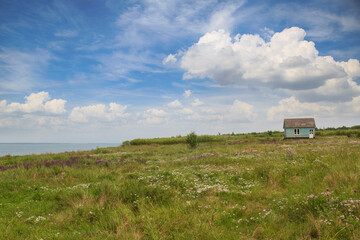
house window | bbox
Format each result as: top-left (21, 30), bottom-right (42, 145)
top-left (309, 129), bottom-right (314, 134)
top-left (294, 129), bottom-right (300, 135)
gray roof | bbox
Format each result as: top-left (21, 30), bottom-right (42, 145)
top-left (283, 118), bottom-right (316, 128)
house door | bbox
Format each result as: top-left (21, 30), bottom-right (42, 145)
top-left (309, 129), bottom-right (314, 139)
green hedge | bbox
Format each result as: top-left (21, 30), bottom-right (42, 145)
top-left (316, 129), bottom-right (360, 138)
top-left (126, 135), bottom-right (223, 146)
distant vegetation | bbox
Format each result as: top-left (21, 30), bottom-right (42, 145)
top-left (0, 129), bottom-right (359, 239)
top-left (124, 134), bottom-right (222, 146)
top-left (316, 125), bottom-right (360, 138)
top-left (123, 127), bottom-right (360, 146)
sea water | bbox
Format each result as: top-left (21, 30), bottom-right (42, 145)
top-left (0, 143), bottom-right (121, 157)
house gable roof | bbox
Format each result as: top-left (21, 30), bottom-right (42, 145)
top-left (283, 118), bottom-right (316, 128)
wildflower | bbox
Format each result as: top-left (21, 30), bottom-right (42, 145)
top-left (34, 216), bottom-right (46, 223)
top-left (16, 211), bottom-right (23, 218)
top-left (355, 189), bottom-right (357, 193)
top-left (340, 215), bottom-right (345, 219)
top-left (326, 188), bottom-right (329, 191)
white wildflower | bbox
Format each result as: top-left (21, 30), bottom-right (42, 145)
top-left (35, 216), bottom-right (46, 223)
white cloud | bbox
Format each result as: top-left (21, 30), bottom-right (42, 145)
top-left (0, 92), bottom-right (66, 114)
top-left (176, 108), bottom-right (193, 115)
top-left (291, 76), bottom-right (360, 102)
top-left (70, 104), bottom-right (105, 122)
top-left (0, 92), bottom-right (67, 130)
top-left (69, 103), bottom-right (129, 122)
top-left (267, 97), bottom-right (335, 121)
top-left (165, 94), bottom-right (256, 123)
top-left (267, 94), bottom-right (360, 122)
top-left (205, 2), bottom-right (244, 33)
top-left (143, 108), bottom-right (166, 117)
top-left (336, 59), bottom-right (360, 78)
top-left (183, 90), bottom-right (192, 98)
top-left (191, 98), bottom-right (204, 106)
top-left (343, 96), bottom-right (360, 115)
top-left (226, 99), bottom-right (256, 122)
top-left (44, 99), bottom-right (67, 114)
top-left (167, 99), bottom-right (182, 108)
top-left (140, 108), bottom-right (167, 124)
top-left (108, 103), bottom-right (128, 118)
top-left (179, 27), bottom-right (360, 102)
top-left (162, 54), bottom-right (177, 65)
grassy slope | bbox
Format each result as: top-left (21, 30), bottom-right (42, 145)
top-left (0, 133), bottom-right (359, 239)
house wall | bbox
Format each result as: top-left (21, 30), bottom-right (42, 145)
top-left (284, 127), bottom-right (315, 139)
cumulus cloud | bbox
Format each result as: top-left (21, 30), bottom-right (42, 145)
top-left (140, 108), bottom-right (167, 124)
top-left (0, 92), bottom-right (66, 114)
top-left (167, 99), bottom-right (182, 108)
top-left (179, 27), bottom-right (360, 102)
top-left (267, 97), bottom-right (335, 121)
top-left (165, 95), bottom-right (256, 123)
top-left (0, 92), bottom-right (67, 129)
top-left (342, 96), bottom-right (360, 116)
top-left (225, 99), bottom-right (256, 122)
top-left (291, 76), bottom-right (360, 102)
top-left (69, 103), bottom-right (129, 122)
top-left (44, 99), bottom-right (68, 114)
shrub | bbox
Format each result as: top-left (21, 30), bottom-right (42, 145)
top-left (186, 131), bottom-right (198, 149)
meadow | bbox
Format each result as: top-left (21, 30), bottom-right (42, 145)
top-left (0, 130), bottom-right (359, 239)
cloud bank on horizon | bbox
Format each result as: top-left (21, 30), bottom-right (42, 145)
top-left (0, 0), bottom-right (359, 142)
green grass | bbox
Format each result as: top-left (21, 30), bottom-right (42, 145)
top-left (0, 133), bottom-right (359, 239)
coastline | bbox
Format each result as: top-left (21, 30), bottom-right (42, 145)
top-left (0, 143), bottom-right (121, 157)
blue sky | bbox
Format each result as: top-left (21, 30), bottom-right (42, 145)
top-left (0, 0), bottom-right (359, 143)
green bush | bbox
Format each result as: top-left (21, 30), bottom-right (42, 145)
top-left (186, 131), bottom-right (198, 149)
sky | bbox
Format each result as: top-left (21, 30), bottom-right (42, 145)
top-left (0, 0), bottom-right (359, 143)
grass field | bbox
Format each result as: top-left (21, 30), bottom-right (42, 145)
top-left (0, 132), bottom-right (359, 239)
